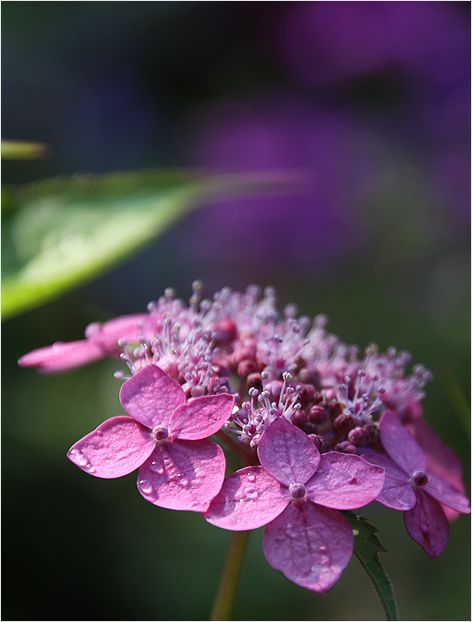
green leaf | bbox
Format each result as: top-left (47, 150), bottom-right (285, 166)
top-left (2, 141), bottom-right (48, 159)
top-left (2, 169), bottom-right (299, 320)
top-left (346, 512), bottom-right (399, 621)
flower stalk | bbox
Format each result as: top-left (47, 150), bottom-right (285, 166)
top-left (211, 530), bottom-right (250, 621)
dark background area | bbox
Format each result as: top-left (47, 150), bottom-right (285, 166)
top-left (3, 2), bottom-right (470, 620)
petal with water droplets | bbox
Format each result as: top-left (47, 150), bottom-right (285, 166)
top-left (120, 364), bottom-right (185, 429)
top-left (306, 452), bottom-right (385, 510)
top-left (364, 451), bottom-right (416, 511)
top-left (404, 490), bottom-right (449, 557)
top-left (263, 502), bottom-right (353, 593)
top-left (204, 466), bottom-right (288, 530)
top-left (67, 416), bottom-right (155, 478)
top-left (380, 411), bottom-right (426, 475)
top-left (258, 418), bottom-right (320, 486)
top-left (137, 439), bottom-right (226, 512)
top-left (170, 393), bottom-right (235, 440)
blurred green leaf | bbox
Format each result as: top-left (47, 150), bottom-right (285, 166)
top-left (1, 141), bottom-right (48, 159)
top-left (346, 512), bottom-right (399, 621)
top-left (2, 169), bottom-right (299, 319)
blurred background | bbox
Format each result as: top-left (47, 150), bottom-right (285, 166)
top-left (2, 2), bottom-right (470, 620)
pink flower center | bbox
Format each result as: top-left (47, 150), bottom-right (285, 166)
top-left (152, 426), bottom-right (169, 443)
top-left (411, 470), bottom-right (429, 487)
top-left (289, 482), bottom-right (307, 501)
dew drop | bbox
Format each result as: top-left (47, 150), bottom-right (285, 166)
top-left (150, 460), bottom-right (164, 474)
top-left (244, 487), bottom-right (258, 500)
top-left (70, 449), bottom-right (89, 467)
top-left (246, 473), bottom-right (256, 482)
top-left (139, 480), bottom-right (153, 495)
top-left (319, 545), bottom-right (328, 554)
top-left (179, 477), bottom-right (189, 487)
top-left (85, 463), bottom-right (96, 474)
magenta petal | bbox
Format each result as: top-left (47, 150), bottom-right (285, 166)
top-left (67, 416), bottom-right (155, 478)
top-left (100, 313), bottom-right (150, 345)
top-left (404, 490), bottom-right (449, 558)
top-left (18, 340), bottom-right (103, 372)
top-left (137, 439), bottom-right (226, 512)
top-left (425, 473), bottom-right (470, 514)
top-left (364, 452), bottom-right (416, 511)
top-left (204, 466), bottom-right (288, 530)
top-left (306, 452), bottom-right (385, 510)
top-left (410, 418), bottom-right (466, 521)
top-left (257, 418), bottom-right (320, 486)
top-left (380, 411), bottom-right (426, 475)
top-left (169, 393), bottom-right (235, 440)
top-left (263, 502), bottom-right (353, 593)
top-left (120, 364), bottom-right (185, 429)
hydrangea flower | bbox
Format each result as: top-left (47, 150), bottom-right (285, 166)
top-left (19, 282), bottom-right (470, 600)
top-left (365, 412), bottom-right (470, 556)
top-left (18, 313), bottom-right (149, 373)
top-left (68, 364), bottom-right (234, 512)
top-left (205, 418), bottom-right (385, 592)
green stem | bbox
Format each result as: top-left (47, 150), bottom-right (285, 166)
top-left (210, 531), bottom-right (250, 621)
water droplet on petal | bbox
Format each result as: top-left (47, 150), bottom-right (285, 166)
top-left (179, 477), bottom-right (189, 487)
top-left (247, 473), bottom-right (256, 482)
top-left (150, 460), bottom-right (164, 474)
top-left (70, 449), bottom-right (89, 467)
top-left (139, 480), bottom-right (153, 495)
top-left (244, 487), bottom-right (258, 500)
top-left (319, 545), bottom-right (328, 554)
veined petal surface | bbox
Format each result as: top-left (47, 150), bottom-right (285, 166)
top-left (120, 364), bottom-right (185, 429)
top-left (137, 439), bottom-right (226, 512)
top-left (364, 451), bottom-right (416, 511)
top-left (306, 452), bottom-right (385, 510)
top-left (263, 502), bottom-right (353, 593)
top-left (258, 418), bottom-right (320, 486)
top-left (170, 394), bottom-right (234, 440)
top-left (380, 411), bottom-right (426, 475)
top-left (204, 466), bottom-right (288, 530)
top-left (67, 416), bottom-right (155, 478)
top-left (404, 490), bottom-right (449, 558)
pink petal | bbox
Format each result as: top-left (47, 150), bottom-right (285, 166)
top-left (425, 472), bottom-right (470, 514)
top-left (99, 313), bottom-right (151, 347)
top-left (137, 439), bottom-right (226, 512)
top-left (410, 419), bottom-right (466, 522)
top-left (305, 452), bottom-right (385, 510)
top-left (364, 452), bottom-right (416, 511)
top-left (263, 502), bottom-right (353, 593)
top-left (120, 364), bottom-right (185, 429)
top-left (169, 394), bottom-right (235, 440)
top-left (18, 340), bottom-right (104, 372)
top-left (404, 490), bottom-right (449, 558)
top-left (257, 418), bottom-right (320, 486)
top-left (380, 411), bottom-right (426, 475)
top-left (204, 466), bottom-right (288, 530)
top-left (67, 416), bottom-right (155, 478)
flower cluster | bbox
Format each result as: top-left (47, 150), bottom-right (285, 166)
top-left (19, 282), bottom-right (470, 593)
